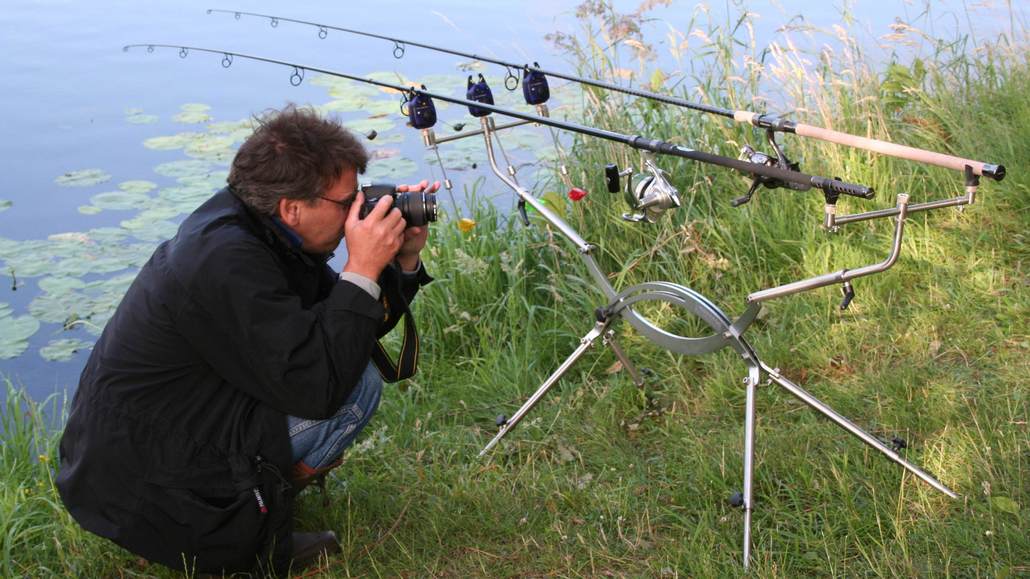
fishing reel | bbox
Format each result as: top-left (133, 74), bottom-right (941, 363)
top-left (605, 152), bottom-right (681, 223)
top-left (733, 129), bottom-right (806, 207)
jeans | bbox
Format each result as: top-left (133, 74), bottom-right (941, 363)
top-left (287, 362), bottom-right (383, 469)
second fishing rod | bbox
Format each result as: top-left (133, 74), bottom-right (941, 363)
top-left (207, 8), bottom-right (1006, 182)
top-left (123, 44), bottom-right (874, 204)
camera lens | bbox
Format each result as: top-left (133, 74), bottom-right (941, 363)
top-left (396, 192), bottom-right (437, 227)
top-left (359, 185), bottom-right (437, 226)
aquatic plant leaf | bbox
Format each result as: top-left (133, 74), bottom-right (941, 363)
top-left (144, 133), bottom-right (200, 151)
top-left (311, 75), bottom-right (381, 101)
top-left (0, 200), bottom-right (10, 212)
top-left (30, 273), bottom-right (137, 335)
top-left (153, 159), bottom-right (215, 180)
top-left (370, 148), bottom-right (402, 161)
top-left (183, 134), bottom-right (236, 163)
top-left (78, 205), bottom-right (102, 215)
top-left (38, 276), bottom-right (87, 295)
top-left (90, 191), bottom-right (152, 211)
top-left (366, 71), bottom-right (413, 94)
top-left (363, 99), bottom-right (401, 117)
top-left (126, 113), bottom-right (159, 124)
top-left (0, 307), bottom-right (40, 360)
top-left (343, 116), bottom-right (396, 134)
top-left (55, 169), bottom-right (112, 187)
top-left (365, 157), bottom-right (418, 181)
top-left (173, 103), bottom-right (213, 124)
top-left (206, 119), bottom-right (252, 134)
top-left (158, 183), bottom-right (218, 214)
top-left (118, 180), bottom-right (158, 194)
top-left (39, 337), bottom-right (93, 362)
top-left (373, 132), bottom-right (405, 145)
top-left (415, 74), bottom-right (468, 95)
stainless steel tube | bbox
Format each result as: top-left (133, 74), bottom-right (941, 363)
top-left (835, 192), bottom-right (971, 225)
top-left (434, 119), bottom-right (533, 145)
top-left (759, 362), bottom-right (958, 498)
top-left (748, 194), bottom-right (910, 303)
top-left (478, 324), bottom-right (606, 457)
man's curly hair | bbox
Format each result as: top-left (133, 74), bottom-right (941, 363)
top-left (228, 104), bottom-right (369, 216)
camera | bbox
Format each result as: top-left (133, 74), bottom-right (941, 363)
top-left (358, 183), bottom-right (437, 227)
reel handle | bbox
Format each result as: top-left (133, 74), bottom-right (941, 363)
top-left (605, 163), bottom-right (621, 193)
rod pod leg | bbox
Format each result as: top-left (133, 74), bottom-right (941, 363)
top-left (478, 322), bottom-right (608, 457)
top-left (604, 330), bottom-right (645, 387)
top-left (741, 363), bottom-right (760, 571)
top-left (759, 361), bottom-right (957, 498)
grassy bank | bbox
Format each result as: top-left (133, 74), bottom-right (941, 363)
top-left (4, 2), bottom-right (1028, 577)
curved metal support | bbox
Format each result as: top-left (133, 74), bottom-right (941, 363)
top-left (748, 193), bottom-right (910, 303)
top-left (480, 118), bottom-right (611, 290)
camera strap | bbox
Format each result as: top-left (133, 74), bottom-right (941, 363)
top-left (370, 281), bottom-right (419, 383)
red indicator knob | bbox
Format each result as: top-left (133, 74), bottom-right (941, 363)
top-left (568, 187), bottom-right (587, 201)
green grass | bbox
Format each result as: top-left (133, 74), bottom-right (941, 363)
top-left (3, 2), bottom-right (1028, 577)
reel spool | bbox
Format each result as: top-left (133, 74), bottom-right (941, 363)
top-left (605, 153), bottom-right (681, 223)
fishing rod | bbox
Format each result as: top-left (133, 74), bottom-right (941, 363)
top-left (207, 8), bottom-right (1006, 182)
top-left (122, 44), bottom-right (874, 204)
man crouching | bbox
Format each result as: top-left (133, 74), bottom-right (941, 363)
top-left (57, 105), bottom-right (437, 575)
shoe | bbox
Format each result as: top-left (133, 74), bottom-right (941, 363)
top-left (291, 530), bottom-right (340, 569)
top-left (291, 458), bottom-right (343, 498)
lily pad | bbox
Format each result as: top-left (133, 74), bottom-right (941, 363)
top-left (119, 180), bottom-right (158, 194)
top-left (312, 75), bottom-right (381, 101)
top-left (173, 103), bottom-right (213, 124)
top-left (0, 304), bottom-right (40, 360)
top-left (144, 133), bottom-right (201, 151)
top-left (159, 183), bottom-right (218, 213)
top-left (365, 157), bottom-right (418, 181)
top-left (55, 169), bottom-right (112, 187)
top-left (153, 159), bottom-right (215, 180)
top-left (371, 131), bottom-right (405, 145)
top-left (125, 108), bottom-right (158, 125)
top-left (39, 338), bottom-right (93, 362)
top-left (30, 273), bottom-right (137, 335)
top-left (343, 116), bottom-right (396, 135)
top-left (365, 71), bottom-right (413, 94)
top-left (90, 190), bottom-right (152, 211)
top-left (183, 134), bottom-right (236, 163)
top-left (415, 74), bottom-right (468, 95)
top-left (320, 97), bottom-right (375, 115)
top-left (363, 99), bottom-right (402, 118)
top-left (38, 276), bottom-right (87, 295)
top-left (0, 200), bottom-right (10, 212)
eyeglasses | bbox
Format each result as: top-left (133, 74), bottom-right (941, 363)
top-left (319, 195), bottom-right (354, 211)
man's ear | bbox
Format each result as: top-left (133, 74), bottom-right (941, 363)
top-left (277, 197), bottom-right (302, 227)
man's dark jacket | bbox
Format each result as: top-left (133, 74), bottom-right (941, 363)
top-left (57, 187), bottom-right (430, 574)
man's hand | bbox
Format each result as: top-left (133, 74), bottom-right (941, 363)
top-left (342, 192), bottom-right (405, 280)
top-left (395, 180), bottom-right (440, 271)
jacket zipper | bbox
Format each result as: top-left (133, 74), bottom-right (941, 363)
top-left (254, 454), bottom-right (292, 516)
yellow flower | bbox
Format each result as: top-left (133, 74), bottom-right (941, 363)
top-left (38, 454), bottom-right (49, 463)
top-left (458, 218), bottom-right (476, 233)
